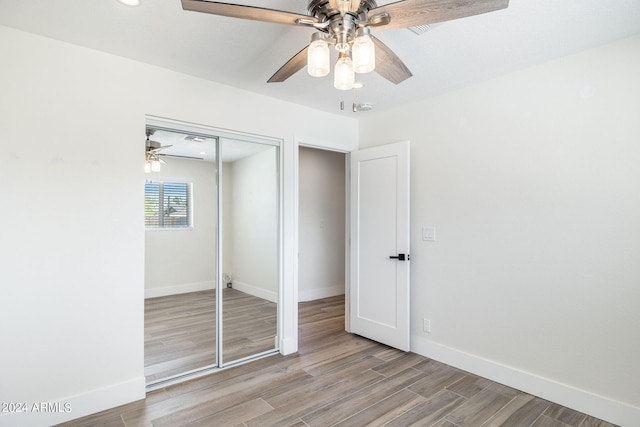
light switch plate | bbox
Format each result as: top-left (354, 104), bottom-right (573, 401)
top-left (422, 226), bottom-right (436, 242)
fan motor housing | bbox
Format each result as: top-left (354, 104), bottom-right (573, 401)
top-left (308, 0), bottom-right (378, 19)
top-left (146, 139), bottom-right (161, 150)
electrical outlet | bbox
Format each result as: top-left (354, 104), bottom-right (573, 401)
top-left (423, 318), bottom-right (431, 333)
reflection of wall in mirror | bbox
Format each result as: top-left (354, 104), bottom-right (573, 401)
top-left (144, 157), bottom-right (217, 298)
top-left (226, 146), bottom-right (279, 303)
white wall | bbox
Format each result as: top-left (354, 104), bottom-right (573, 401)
top-left (298, 147), bottom-right (346, 301)
top-left (0, 25), bottom-right (357, 427)
top-left (227, 146), bottom-right (279, 302)
top-left (358, 35), bottom-right (640, 426)
top-left (144, 157), bottom-right (217, 298)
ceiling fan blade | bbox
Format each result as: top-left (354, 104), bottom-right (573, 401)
top-left (149, 144), bottom-right (173, 153)
top-left (159, 153), bottom-right (205, 160)
top-left (372, 36), bottom-right (412, 84)
top-left (268, 45), bottom-right (309, 83)
top-left (369, 0), bottom-right (509, 30)
top-left (181, 0), bottom-right (319, 26)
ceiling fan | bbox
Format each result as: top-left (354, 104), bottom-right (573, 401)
top-left (181, 0), bottom-right (509, 90)
top-left (145, 129), bottom-right (172, 172)
top-left (146, 129), bottom-right (208, 172)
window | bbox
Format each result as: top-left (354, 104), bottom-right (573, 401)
top-left (145, 181), bottom-right (192, 228)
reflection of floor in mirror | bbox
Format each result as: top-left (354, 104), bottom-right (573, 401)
top-left (144, 288), bottom-right (277, 382)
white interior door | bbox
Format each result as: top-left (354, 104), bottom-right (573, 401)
top-left (349, 141), bottom-right (410, 351)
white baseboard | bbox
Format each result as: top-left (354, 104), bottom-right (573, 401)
top-left (298, 285), bottom-right (345, 302)
top-left (411, 335), bottom-right (639, 427)
top-left (279, 336), bottom-right (297, 355)
top-left (232, 280), bottom-right (278, 303)
top-left (145, 280), bottom-right (215, 299)
top-left (0, 376), bottom-right (145, 427)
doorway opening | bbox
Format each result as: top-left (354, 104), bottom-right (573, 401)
top-left (297, 146), bottom-right (347, 303)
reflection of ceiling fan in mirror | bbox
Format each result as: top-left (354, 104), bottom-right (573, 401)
top-left (145, 129), bottom-right (170, 173)
top-left (181, 0), bottom-right (509, 90)
top-left (145, 129), bottom-right (205, 173)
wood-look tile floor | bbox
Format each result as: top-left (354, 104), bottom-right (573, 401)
top-left (145, 288), bottom-right (277, 382)
top-left (59, 295), bottom-right (617, 427)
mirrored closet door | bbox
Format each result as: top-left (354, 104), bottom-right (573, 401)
top-left (220, 138), bottom-right (279, 365)
top-left (143, 121), bottom-right (280, 387)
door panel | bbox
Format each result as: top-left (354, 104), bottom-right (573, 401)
top-left (144, 128), bottom-right (219, 384)
top-left (221, 138), bottom-right (279, 365)
top-left (350, 141), bottom-right (410, 351)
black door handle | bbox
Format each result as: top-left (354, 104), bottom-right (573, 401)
top-left (389, 253), bottom-right (408, 261)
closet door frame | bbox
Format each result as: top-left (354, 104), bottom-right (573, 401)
top-left (145, 115), bottom-right (283, 390)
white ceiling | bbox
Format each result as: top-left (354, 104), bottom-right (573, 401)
top-left (1, 0), bottom-right (639, 117)
top-left (149, 129), bottom-right (273, 162)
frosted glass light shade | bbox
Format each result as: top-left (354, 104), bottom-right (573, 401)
top-left (145, 161), bottom-right (152, 173)
top-left (307, 34), bottom-right (330, 77)
top-left (352, 29), bottom-right (375, 74)
top-left (337, 0), bottom-right (352, 13)
top-left (334, 55), bottom-right (355, 90)
top-left (151, 159), bottom-right (161, 172)
top-left (118, 0), bottom-right (141, 6)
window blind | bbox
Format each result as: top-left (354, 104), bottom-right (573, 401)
top-left (145, 181), bottom-right (191, 228)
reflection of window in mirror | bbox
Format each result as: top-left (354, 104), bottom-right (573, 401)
top-left (144, 181), bottom-right (192, 229)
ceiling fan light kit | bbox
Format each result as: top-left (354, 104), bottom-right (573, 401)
top-left (352, 27), bottom-right (375, 73)
top-left (307, 24), bottom-right (376, 89)
top-left (334, 51), bottom-right (355, 90)
top-left (181, 0), bottom-right (509, 91)
top-left (145, 158), bottom-right (162, 173)
top-left (145, 130), bottom-right (172, 173)
top-left (307, 33), bottom-right (331, 77)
